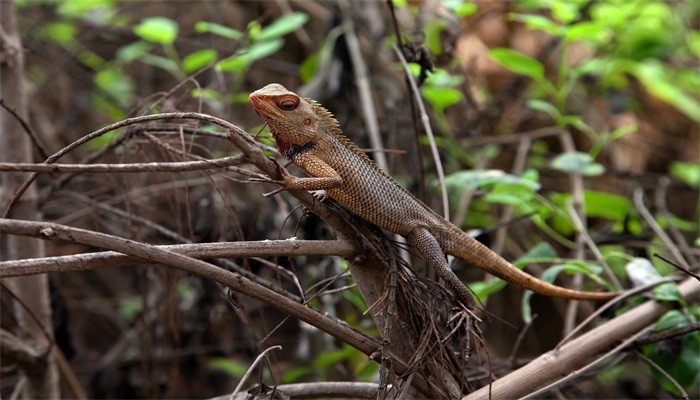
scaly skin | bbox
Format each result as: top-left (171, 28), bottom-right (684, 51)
top-left (249, 83), bottom-right (616, 304)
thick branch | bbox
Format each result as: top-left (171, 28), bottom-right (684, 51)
top-left (464, 277), bottom-right (700, 400)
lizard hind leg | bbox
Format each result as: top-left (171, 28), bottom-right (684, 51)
top-left (405, 228), bottom-right (476, 310)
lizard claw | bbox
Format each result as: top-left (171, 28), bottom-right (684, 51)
top-left (310, 190), bottom-right (330, 202)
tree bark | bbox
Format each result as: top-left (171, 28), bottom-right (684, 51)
top-left (0, 1), bottom-right (59, 397)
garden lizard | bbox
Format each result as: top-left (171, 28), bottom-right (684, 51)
top-left (249, 83), bottom-right (616, 306)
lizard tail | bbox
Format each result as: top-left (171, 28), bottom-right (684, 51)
top-left (443, 228), bottom-right (617, 301)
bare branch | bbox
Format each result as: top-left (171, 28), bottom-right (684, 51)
top-left (211, 381), bottom-right (382, 399)
top-left (0, 218), bottom-right (436, 397)
top-left (0, 156), bottom-right (245, 173)
top-left (0, 239), bottom-right (356, 276)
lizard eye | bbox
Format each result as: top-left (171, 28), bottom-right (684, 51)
top-left (277, 98), bottom-right (298, 111)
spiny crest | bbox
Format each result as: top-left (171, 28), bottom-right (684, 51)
top-left (304, 98), bottom-right (402, 184)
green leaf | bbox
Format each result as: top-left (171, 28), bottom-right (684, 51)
top-left (550, 151), bottom-right (605, 176)
top-left (57, 0), bottom-right (114, 18)
top-left (609, 124), bottom-right (637, 141)
top-left (551, 1), bottom-right (579, 24)
top-left (256, 12), bottom-right (309, 41)
top-left (249, 38), bottom-right (286, 60)
top-left (134, 17), bottom-right (178, 44)
top-left (652, 283), bottom-right (684, 303)
top-left (653, 310), bottom-right (690, 332)
top-left (207, 358), bottom-right (248, 378)
top-left (631, 62), bottom-right (700, 122)
top-left (527, 99), bottom-right (561, 120)
top-left (582, 190), bottom-right (631, 222)
top-left (424, 19), bottom-right (445, 55)
top-left (44, 22), bottom-right (77, 45)
top-left (445, 169), bottom-right (541, 192)
top-left (670, 161), bottom-right (700, 188)
top-left (116, 41), bottom-right (153, 63)
top-left (190, 88), bottom-right (222, 102)
top-left (93, 67), bottom-right (134, 108)
top-left (282, 366), bottom-right (314, 383)
top-left (689, 31), bottom-right (700, 59)
top-left (513, 242), bottom-right (557, 267)
top-left (299, 52), bottom-right (319, 83)
top-left (421, 86), bottom-right (462, 114)
top-left (483, 191), bottom-right (530, 206)
top-left (217, 39), bottom-right (284, 72)
top-left (489, 48), bottom-right (544, 80)
top-left (424, 68), bottom-right (464, 87)
top-left (139, 53), bottom-right (181, 75)
top-left (182, 49), bottom-right (218, 73)
top-left (118, 296), bottom-right (142, 323)
top-left (565, 21), bottom-right (609, 42)
top-left (314, 344), bottom-right (354, 368)
top-left (666, 214), bottom-right (698, 233)
top-left (510, 14), bottom-right (562, 36)
top-left (194, 21), bottom-right (243, 40)
top-left (454, 3), bottom-right (477, 17)
top-left (469, 279), bottom-right (507, 303)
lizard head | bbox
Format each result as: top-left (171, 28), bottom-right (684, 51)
top-left (249, 84), bottom-right (323, 158)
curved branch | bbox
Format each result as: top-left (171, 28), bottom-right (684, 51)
top-left (0, 218), bottom-right (435, 397)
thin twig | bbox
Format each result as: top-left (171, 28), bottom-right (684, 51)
top-left (0, 99), bottom-right (49, 159)
top-left (633, 349), bottom-right (689, 400)
top-left (566, 202), bottom-right (623, 290)
top-left (633, 321), bottom-right (700, 347)
top-left (559, 130), bottom-right (588, 336)
top-left (2, 112), bottom-right (256, 218)
top-left (493, 137), bottom-right (530, 254)
top-left (654, 177), bottom-right (698, 267)
top-left (230, 345), bottom-right (282, 400)
top-left (0, 156), bottom-right (245, 173)
top-left (393, 44), bottom-right (450, 220)
top-left (339, 0), bottom-right (388, 171)
top-left (654, 254), bottom-right (700, 282)
top-left (507, 314), bottom-right (537, 366)
top-left (634, 189), bottom-right (691, 271)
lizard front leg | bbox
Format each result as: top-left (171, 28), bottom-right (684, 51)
top-left (251, 154), bottom-right (343, 197)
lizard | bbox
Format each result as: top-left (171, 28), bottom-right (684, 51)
top-left (248, 83), bottom-right (617, 307)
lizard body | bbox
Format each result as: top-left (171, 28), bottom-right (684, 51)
top-left (249, 83), bottom-right (616, 304)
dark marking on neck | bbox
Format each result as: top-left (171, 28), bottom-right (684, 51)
top-left (285, 141), bottom-right (315, 160)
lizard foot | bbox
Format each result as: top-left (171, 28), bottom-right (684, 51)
top-left (310, 190), bottom-right (330, 202)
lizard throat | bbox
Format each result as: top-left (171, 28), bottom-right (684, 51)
top-left (285, 141), bottom-right (315, 160)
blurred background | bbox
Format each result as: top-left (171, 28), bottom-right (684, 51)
top-left (1, 0), bottom-right (698, 398)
